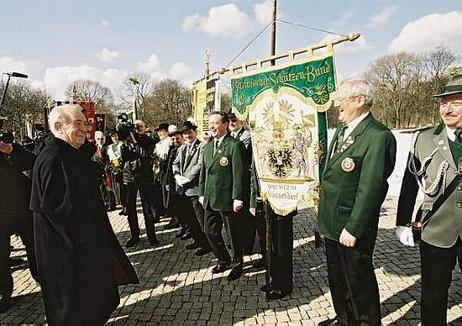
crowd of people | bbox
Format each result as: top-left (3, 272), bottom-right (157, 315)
top-left (0, 75), bottom-right (461, 325)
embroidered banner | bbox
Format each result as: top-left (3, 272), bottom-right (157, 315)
top-left (231, 53), bottom-right (336, 215)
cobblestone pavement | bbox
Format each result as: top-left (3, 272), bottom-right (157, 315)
top-left (2, 196), bottom-right (462, 325)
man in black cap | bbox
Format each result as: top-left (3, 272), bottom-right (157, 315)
top-left (172, 121), bottom-right (211, 256)
top-left (396, 74), bottom-right (462, 325)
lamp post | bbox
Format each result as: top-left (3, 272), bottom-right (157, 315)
top-left (128, 76), bottom-right (139, 121)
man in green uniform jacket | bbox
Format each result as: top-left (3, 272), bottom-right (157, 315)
top-left (318, 79), bottom-right (396, 326)
top-left (396, 74), bottom-right (462, 326)
top-left (199, 111), bottom-right (248, 281)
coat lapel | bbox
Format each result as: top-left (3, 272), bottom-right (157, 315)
top-left (432, 126), bottom-right (459, 179)
top-left (326, 114), bottom-right (373, 170)
top-left (184, 141), bottom-right (198, 169)
top-left (208, 134), bottom-right (230, 169)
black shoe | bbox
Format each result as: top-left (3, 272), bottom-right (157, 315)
top-left (267, 289), bottom-right (289, 300)
top-left (125, 237), bottom-right (139, 248)
top-left (181, 232), bottom-right (192, 240)
top-left (211, 264), bottom-right (230, 274)
top-left (227, 265), bottom-right (243, 281)
top-left (317, 317), bottom-right (348, 326)
top-left (149, 238), bottom-right (160, 247)
top-left (0, 299), bottom-right (11, 313)
top-left (194, 247), bottom-right (211, 256)
top-left (252, 258), bottom-right (266, 268)
top-left (186, 242), bottom-right (200, 250)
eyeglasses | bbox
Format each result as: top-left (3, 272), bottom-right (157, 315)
top-left (334, 95), bottom-right (361, 106)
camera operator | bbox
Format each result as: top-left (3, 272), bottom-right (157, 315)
top-left (121, 119), bottom-right (159, 248)
top-left (0, 138), bottom-right (38, 313)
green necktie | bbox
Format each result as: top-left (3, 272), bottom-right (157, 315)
top-left (335, 124), bottom-right (348, 150)
top-left (455, 129), bottom-right (462, 143)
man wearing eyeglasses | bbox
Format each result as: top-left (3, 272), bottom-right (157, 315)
top-left (317, 79), bottom-right (396, 326)
top-left (396, 74), bottom-right (462, 326)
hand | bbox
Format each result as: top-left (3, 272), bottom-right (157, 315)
top-left (165, 185), bottom-right (170, 191)
top-left (233, 200), bottom-right (243, 213)
top-left (396, 226), bottom-right (414, 247)
top-left (0, 141), bottom-right (13, 154)
top-left (249, 207), bottom-right (256, 216)
top-left (199, 196), bottom-right (204, 206)
top-left (174, 174), bottom-right (182, 185)
top-left (339, 228), bottom-right (357, 247)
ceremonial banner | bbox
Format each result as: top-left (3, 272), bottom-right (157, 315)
top-left (192, 80), bottom-right (207, 133)
top-left (231, 53), bottom-right (336, 215)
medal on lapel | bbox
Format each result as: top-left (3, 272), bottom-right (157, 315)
top-left (219, 156), bottom-right (229, 166)
top-left (341, 157), bottom-right (355, 172)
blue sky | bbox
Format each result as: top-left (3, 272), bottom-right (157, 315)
top-left (1, 0), bottom-right (461, 99)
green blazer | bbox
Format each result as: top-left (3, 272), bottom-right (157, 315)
top-left (199, 133), bottom-right (246, 211)
top-left (397, 124), bottom-right (462, 248)
top-left (318, 114), bottom-right (396, 242)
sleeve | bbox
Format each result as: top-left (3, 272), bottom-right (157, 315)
top-left (249, 157), bottom-right (259, 209)
top-left (198, 152), bottom-right (206, 197)
top-left (8, 144), bottom-right (36, 172)
top-left (232, 141), bottom-right (245, 201)
top-left (33, 158), bottom-right (74, 246)
top-left (345, 131), bottom-right (397, 239)
top-left (396, 137), bottom-right (421, 226)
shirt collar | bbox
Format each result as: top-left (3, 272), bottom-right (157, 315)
top-left (446, 125), bottom-right (457, 142)
top-left (344, 111), bottom-right (370, 139)
top-left (231, 127), bottom-right (242, 137)
top-left (215, 133), bottom-right (227, 145)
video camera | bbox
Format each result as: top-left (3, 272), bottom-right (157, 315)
top-left (116, 113), bottom-right (138, 140)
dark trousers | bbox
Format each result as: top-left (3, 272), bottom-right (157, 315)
top-left (222, 210), bottom-right (245, 267)
top-left (420, 239), bottom-right (462, 326)
top-left (255, 212), bottom-right (266, 259)
top-left (0, 234), bottom-right (13, 301)
top-left (177, 195), bottom-right (209, 249)
top-left (203, 206), bottom-right (232, 265)
top-left (270, 213), bottom-right (293, 292)
top-left (325, 238), bottom-right (381, 325)
top-left (126, 183), bottom-right (157, 241)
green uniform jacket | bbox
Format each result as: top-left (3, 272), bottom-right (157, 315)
top-left (199, 133), bottom-right (246, 211)
top-left (397, 124), bottom-right (462, 248)
top-left (318, 114), bottom-right (396, 242)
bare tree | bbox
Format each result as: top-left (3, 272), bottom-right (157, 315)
top-left (0, 81), bottom-right (48, 139)
top-left (142, 79), bottom-right (192, 128)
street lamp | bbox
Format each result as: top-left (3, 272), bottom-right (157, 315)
top-left (128, 76), bottom-right (139, 121)
top-left (0, 71), bottom-right (28, 132)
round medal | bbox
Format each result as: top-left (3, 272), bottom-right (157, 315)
top-left (219, 156), bottom-right (229, 166)
top-left (341, 157), bottom-right (355, 172)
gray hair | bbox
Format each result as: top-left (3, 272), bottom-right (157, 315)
top-left (338, 79), bottom-right (373, 107)
top-left (48, 104), bottom-right (84, 135)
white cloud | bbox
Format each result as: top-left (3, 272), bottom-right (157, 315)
top-left (320, 34), bottom-right (370, 54)
top-left (136, 54), bottom-right (161, 73)
top-left (389, 11), bottom-right (462, 53)
top-left (367, 6), bottom-right (396, 27)
top-left (43, 65), bottom-right (128, 99)
top-left (96, 48), bottom-right (120, 63)
top-left (254, 0), bottom-right (272, 25)
top-left (182, 4), bottom-right (252, 39)
top-left (0, 57), bottom-right (28, 75)
top-left (182, 14), bottom-right (200, 31)
top-left (101, 20), bottom-right (109, 27)
top-left (168, 62), bottom-right (193, 80)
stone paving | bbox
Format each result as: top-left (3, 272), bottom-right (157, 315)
top-left (1, 196), bottom-right (462, 325)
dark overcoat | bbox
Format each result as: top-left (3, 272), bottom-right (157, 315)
top-left (30, 137), bottom-right (138, 326)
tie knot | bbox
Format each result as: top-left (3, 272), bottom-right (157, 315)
top-left (455, 129), bottom-right (462, 143)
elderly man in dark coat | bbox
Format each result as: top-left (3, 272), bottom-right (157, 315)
top-left (30, 104), bottom-right (138, 325)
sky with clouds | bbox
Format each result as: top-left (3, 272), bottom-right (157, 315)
top-left (0, 0), bottom-right (461, 99)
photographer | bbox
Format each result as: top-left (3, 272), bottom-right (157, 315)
top-left (0, 138), bottom-right (38, 313)
top-left (121, 119), bottom-right (159, 248)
